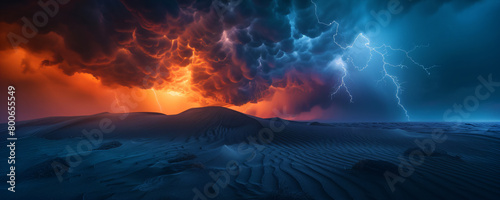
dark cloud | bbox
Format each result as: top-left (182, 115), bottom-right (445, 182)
top-left (0, 0), bottom-right (493, 120)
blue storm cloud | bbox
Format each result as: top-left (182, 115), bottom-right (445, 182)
top-left (1, 0), bottom-right (499, 121)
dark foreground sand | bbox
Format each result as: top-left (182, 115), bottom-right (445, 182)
top-left (2, 107), bottom-right (500, 199)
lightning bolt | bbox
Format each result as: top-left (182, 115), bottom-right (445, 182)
top-left (151, 89), bottom-right (163, 112)
top-left (331, 56), bottom-right (353, 103)
top-left (311, 0), bottom-right (437, 121)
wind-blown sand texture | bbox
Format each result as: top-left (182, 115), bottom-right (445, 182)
top-left (2, 107), bottom-right (499, 199)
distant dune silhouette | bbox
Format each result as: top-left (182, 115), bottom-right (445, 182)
top-left (2, 107), bottom-right (500, 199)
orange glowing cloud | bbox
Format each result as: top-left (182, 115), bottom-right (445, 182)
top-left (0, 1), bottom-right (345, 122)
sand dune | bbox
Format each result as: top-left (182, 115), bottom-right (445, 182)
top-left (1, 107), bottom-right (499, 199)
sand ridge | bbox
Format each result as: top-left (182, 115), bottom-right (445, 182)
top-left (1, 107), bottom-right (499, 199)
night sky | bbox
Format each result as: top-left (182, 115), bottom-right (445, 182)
top-left (1, 0), bottom-right (499, 122)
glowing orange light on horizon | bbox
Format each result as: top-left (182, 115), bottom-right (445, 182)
top-left (0, 28), bottom-right (327, 122)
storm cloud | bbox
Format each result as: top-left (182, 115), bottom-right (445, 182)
top-left (1, 0), bottom-right (497, 121)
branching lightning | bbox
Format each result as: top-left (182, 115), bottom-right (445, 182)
top-left (312, 0), bottom-right (437, 121)
top-left (331, 56), bottom-right (353, 103)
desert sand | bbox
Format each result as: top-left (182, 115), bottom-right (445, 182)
top-left (1, 107), bottom-right (499, 199)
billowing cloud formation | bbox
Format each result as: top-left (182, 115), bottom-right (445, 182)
top-left (1, 0), bottom-right (340, 106)
top-left (1, 0), bottom-right (495, 121)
